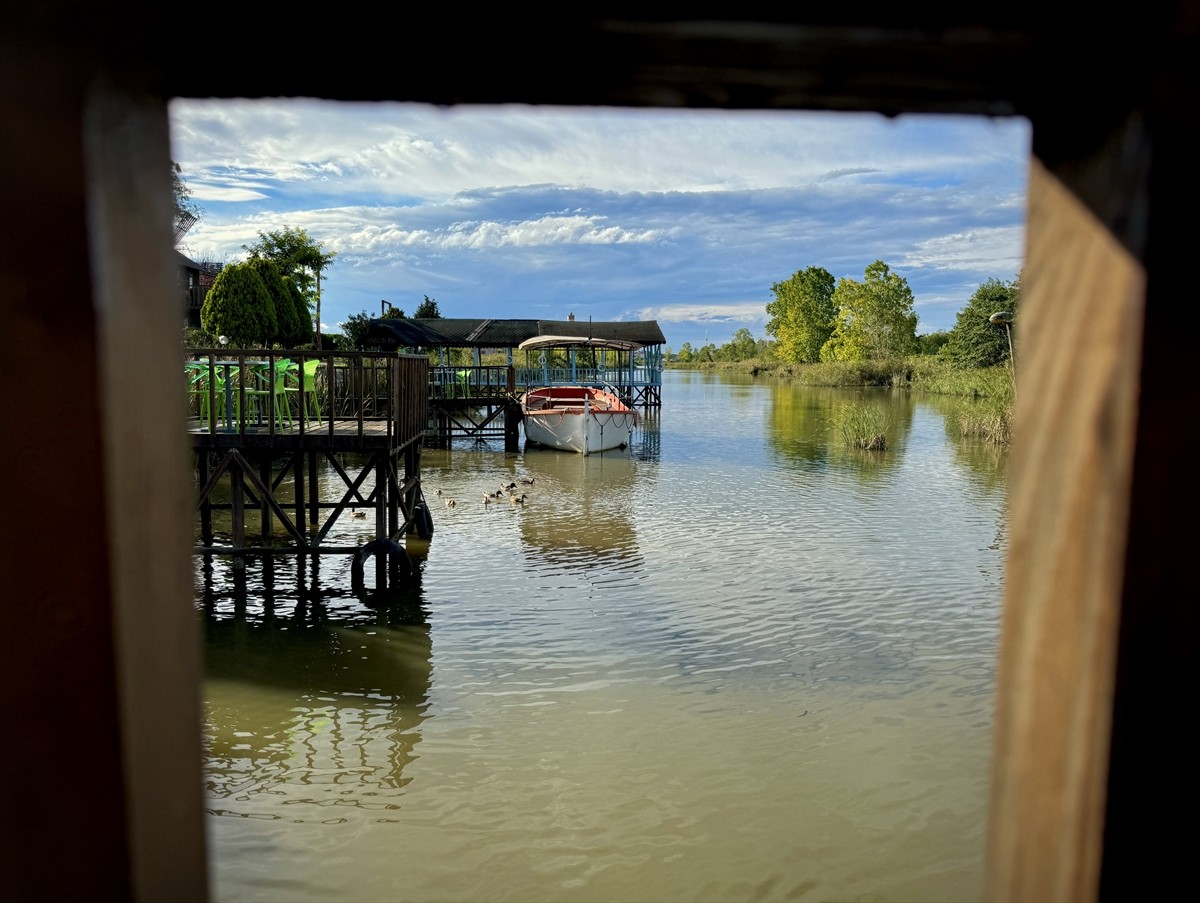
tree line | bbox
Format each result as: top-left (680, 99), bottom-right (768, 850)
top-left (674, 260), bottom-right (1020, 370)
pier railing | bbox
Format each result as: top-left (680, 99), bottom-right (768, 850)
top-left (429, 362), bottom-right (661, 402)
top-left (185, 349), bottom-right (428, 444)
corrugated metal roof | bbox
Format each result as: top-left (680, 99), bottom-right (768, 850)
top-left (535, 320), bottom-right (666, 346)
top-left (363, 318), bottom-right (447, 347)
top-left (365, 317), bottom-right (664, 349)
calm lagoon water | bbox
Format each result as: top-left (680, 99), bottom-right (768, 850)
top-left (198, 368), bottom-right (1008, 903)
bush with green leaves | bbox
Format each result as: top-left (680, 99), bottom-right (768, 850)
top-left (939, 276), bottom-right (1020, 369)
top-left (200, 261), bottom-right (276, 347)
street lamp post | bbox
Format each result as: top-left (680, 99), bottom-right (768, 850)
top-left (989, 311), bottom-right (1015, 391)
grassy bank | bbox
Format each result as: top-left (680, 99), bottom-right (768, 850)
top-left (670, 356), bottom-right (1015, 446)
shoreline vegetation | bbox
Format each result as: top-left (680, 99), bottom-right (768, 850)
top-left (666, 356), bottom-right (1015, 447)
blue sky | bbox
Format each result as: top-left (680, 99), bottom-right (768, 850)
top-left (168, 98), bottom-right (1030, 351)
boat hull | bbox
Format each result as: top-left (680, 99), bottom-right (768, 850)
top-left (521, 386), bottom-right (638, 455)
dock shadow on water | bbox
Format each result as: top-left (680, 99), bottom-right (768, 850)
top-left (198, 370), bottom-right (1007, 903)
top-left (201, 555), bottom-right (434, 821)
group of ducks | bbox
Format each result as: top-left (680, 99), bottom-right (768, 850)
top-left (350, 475), bottom-right (535, 520)
top-left (434, 476), bottom-right (535, 510)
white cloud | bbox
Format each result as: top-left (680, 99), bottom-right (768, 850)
top-left (170, 99), bottom-right (1031, 345)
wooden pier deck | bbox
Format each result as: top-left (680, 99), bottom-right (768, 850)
top-left (186, 350), bottom-right (657, 587)
top-left (188, 350), bottom-right (431, 591)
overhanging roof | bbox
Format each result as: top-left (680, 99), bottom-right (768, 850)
top-left (364, 317), bottom-right (665, 349)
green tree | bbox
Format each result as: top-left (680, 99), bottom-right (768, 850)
top-left (724, 328), bottom-right (758, 361)
top-left (382, 304), bottom-right (406, 319)
top-left (283, 276), bottom-right (313, 346)
top-left (243, 226), bottom-right (337, 346)
top-left (765, 265), bottom-right (837, 363)
top-left (200, 262), bottom-right (275, 347)
top-left (246, 256), bottom-right (297, 346)
top-left (676, 342), bottom-right (694, 363)
top-left (413, 295), bottom-right (442, 318)
top-left (340, 310), bottom-right (390, 350)
top-left (820, 260), bottom-right (918, 362)
top-left (916, 330), bottom-right (951, 355)
top-left (938, 275), bottom-right (1021, 369)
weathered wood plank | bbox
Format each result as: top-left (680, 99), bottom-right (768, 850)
top-left (986, 157), bottom-right (1145, 902)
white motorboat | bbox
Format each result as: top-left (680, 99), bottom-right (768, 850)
top-left (518, 334), bottom-right (642, 455)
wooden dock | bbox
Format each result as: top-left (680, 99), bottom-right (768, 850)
top-left (188, 350), bottom-right (430, 592)
top-left (187, 350), bottom-right (657, 588)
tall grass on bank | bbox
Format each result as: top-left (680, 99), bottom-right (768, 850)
top-left (672, 356), bottom-right (1015, 445)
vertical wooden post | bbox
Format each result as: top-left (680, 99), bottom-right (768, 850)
top-left (505, 366), bottom-right (521, 451)
top-left (309, 448), bottom-right (319, 526)
top-left (294, 451), bottom-right (305, 538)
top-left (231, 458), bottom-right (246, 573)
top-left (985, 141), bottom-right (1147, 900)
top-left (198, 451), bottom-right (212, 545)
top-left (260, 452), bottom-right (272, 546)
top-left (82, 80), bottom-right (208, 900)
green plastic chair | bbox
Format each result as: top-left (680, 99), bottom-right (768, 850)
top-left (286, 359), bottom-right (323, 427)
top-left (243, 359), bottom-right (293, 429)
top-left (186, 361), bottom-right (226, 426)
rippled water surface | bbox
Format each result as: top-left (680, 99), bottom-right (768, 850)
top-left (200, 370), bottom-right (1008, 902)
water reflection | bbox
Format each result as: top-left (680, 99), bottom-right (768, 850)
top-left (515, 448), bottom-right (647, 574)
top-left (766, 383), bottom-right (918, 480)
top-left (202, 564), bottom-right (433, 822)
top-left (200, 371), bottom-right (1009, 903)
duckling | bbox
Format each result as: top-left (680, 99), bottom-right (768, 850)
top-left (350, 508), bottom-right (367, 519)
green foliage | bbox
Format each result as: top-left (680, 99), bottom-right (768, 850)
top-left (821, 261), bottom-right (918, 362)
top-left (243, 226), bottom-right (336, 307)
top-left (340, 311), bottom-right (376, 350)
top-left (413, 295), bottom-right (442, 318)
top-left (723, 328), bottom-right (758, 361)
top-left (946, 393), bottom-right (1014, 445)
top-left (283, 276), bottom-right (313, 346)
top-left (938, 275), bottom-right (1021, 369)
top-left (200, 262), bottom-right (276, 347)
top-left (830, 401), bottom-right (890, 450)
top-left (182, 325), bottom-right (207, 348)
top-left (382, 305), bottom-right (406, 319)
top-left (765, 266), bottom-right (836, 363)
top-left (245, 257), bottom-right (297, 346)
top-left (916, 331), bottom-right (950, 355)
top-left (676, 342), bottom-right (695, 363)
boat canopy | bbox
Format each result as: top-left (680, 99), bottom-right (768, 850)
top-left (518, 335), bottom-right (644, 353)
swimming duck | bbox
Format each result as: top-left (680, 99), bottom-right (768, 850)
top-left (350, 508), bottom-right (367, 519)
top-left (519, 476), bottom-right (536, 485)
top-left (445, 498), bottom-right (456, 509)
top-left (509, 493), bottom-right (526, 505)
